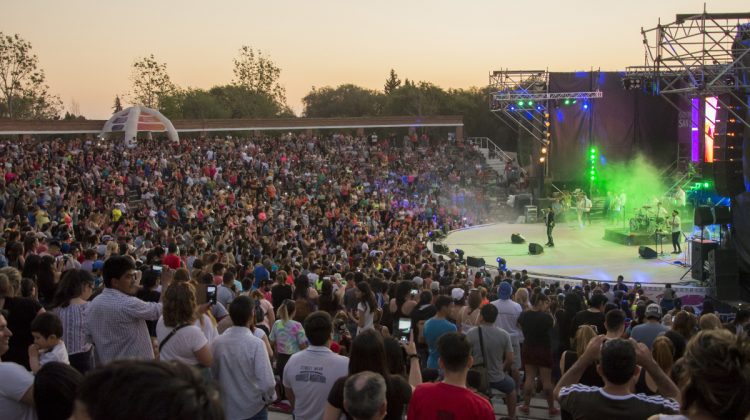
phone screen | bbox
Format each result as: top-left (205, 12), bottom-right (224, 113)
top-left (398, 317), bottom-right (411, 342)
top-left (206, 285), bottom-right (217, 305)
top-left (153, 265), bottom-right (163, 273)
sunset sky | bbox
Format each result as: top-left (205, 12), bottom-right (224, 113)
top-left (4, 0), bottom-right (748, 119)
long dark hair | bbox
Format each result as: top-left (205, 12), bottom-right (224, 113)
top-left (357, 281), bottom-right (377, 312)
top-left (293, 275), bottom-right (309, 300)
top-left (394, 281), bottom-right (413, 308)
top-left (50, 270), bottom-right (95, 308)
top-left (348, 329), bottom-right (388, 377)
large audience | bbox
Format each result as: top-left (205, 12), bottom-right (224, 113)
top-left (0, 133), bottom-right (748, 420)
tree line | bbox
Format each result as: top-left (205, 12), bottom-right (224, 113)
top-left (0, 32), bottom-right (514, 144)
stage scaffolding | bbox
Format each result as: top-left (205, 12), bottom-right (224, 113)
top-left (626, 10), bottom-right (750, 129)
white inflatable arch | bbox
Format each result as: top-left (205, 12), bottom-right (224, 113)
top-left (101, 106), bottom-right (179, 147)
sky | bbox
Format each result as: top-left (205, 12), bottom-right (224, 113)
top-left (3, 0), bottom-right (748, 119)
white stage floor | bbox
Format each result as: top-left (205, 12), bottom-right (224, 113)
top-left (443, 220), bottom-right (695, 285)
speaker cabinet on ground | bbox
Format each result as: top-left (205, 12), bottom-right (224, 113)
top-left (708, 248), bottom-right (740, 300)
top-left (691, 239), bottom-right (719, 281)
top-left (432, 243), bottom-right (449, 254)
top-left (511, 233), bottom-right (526, 244)
top-left (638, 246), bottom-right (657, 259)
top-left (529, 243), bottom-right (544, 255)
top-left (466, 256), bottom-right (486, 267)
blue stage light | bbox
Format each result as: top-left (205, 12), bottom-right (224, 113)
top-left (583, 103), bottom-right (589, 110)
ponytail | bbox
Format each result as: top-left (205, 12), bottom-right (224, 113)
top-left (277, 299), bottom-right (295, 323)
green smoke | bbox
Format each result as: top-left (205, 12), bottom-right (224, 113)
top-left (598, 154), bottom-right (671, 212)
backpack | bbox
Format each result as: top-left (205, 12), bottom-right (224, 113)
top-left (254, 300), bottom-right (265, 324)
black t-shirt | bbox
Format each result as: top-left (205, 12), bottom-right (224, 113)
top-left (571, 310), bottom-right (606, 338)
top-left (559, 384), bottom-right (678, 419)
top-left (136, 288), bottom-right (161, 337)
top-left (271, 284), bottom-right (292, 310)
top-left (2, 296), bottom-right (43, 370)
top-left (328, 374), bottom-right (412, 420)
top-left (518, 310), bottom-right (554, 347)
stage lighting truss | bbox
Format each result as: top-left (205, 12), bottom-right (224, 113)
top-left (489, 69), bottom-right (604, 144)
top-left (630, 10), bottom-right (750, 129)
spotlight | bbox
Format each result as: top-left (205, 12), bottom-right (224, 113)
top-left (509, 105), bottom-right (516, 111)
top-left (564, 99), bottom-right (570, 105)
top-left (539, 156), bottom-right (546, 163)
top-left (541, 147), bottom-right (547, 154)
top-left (583, 102), bottom-right (589, 110)
top-left (517, 100), bottom-right (524, 106)
top-left (454, 249), bottom-right (465, 260)
top-left (536, 105), bottom-right (543, 111)
top-left (496, 257), bottom-right (507, 270)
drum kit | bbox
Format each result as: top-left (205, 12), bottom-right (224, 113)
top-left (628, 205), bottom-right (668, 234)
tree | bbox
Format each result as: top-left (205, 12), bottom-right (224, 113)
top-left (384, 69), bottom-right (401, 94)
top-left (232, 46), bottom-right (286, 107)
top-left (0, 32), bottom-right (62, 119)
top-left (130, 54), bottom-right (177, 109)
top-left (303, 84), bottom-right (383, 117)
top-left (113, 95), bottom-right (123, 113)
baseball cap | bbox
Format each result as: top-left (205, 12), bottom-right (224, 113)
top-left (499, 282), bottom-right (513, 300)
top-left (645, 303), bottom-right (662, 320)
top-left (451, 288), bottom-right (465, 301)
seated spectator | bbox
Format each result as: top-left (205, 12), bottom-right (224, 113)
top-left (630, 303), bottom-right (669, 348)
top-left (466, 303), bottom-right (517, 419)
top-left (33, 362), bottom-right (83, 420)
top-left (561, 325), bottom-right (603, 389)
top-left (343, 372), bottom-right (388, 420)
top-left (408, 332), bottom-right (494, 419)
top-left (283, 311), bottom-right (349, 420)
top-left (635, 336), bottom-right (675, 396)
top-left (0, 309), bottom-right (36, 420)
top-left (423, 295), bottom-right (456, 369)
top-left (71, 360), bottom-right (223, 420)
top-left (571, 293), bottom-right (607, 337)
top-left (29, 312), bottom-right (69, 373)
top-left (155, 282), bottom-right (212, 368)
top-left (211, 295), bottom-right (276, 420)
top-left (650, 329), bottom-right (750, 420)
top-left (554, 336), bottom-right (680, 418)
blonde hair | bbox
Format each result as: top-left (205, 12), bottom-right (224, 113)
top-left (652, 336), bottom-right (675, 374)
top-left (0, 267), bottom-right (22, 297)
top-left (698, 313), bottom-right (722, 331)
top-left (514, 288), bottom-right (530, 310)
top-left (574, 325), bottom-right (597, 356)
top-left (162, 282), bottom-right (197, 327)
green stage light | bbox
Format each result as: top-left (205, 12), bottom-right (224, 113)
top-left (703, 182), bottom-right (710, 188)
top-left (590, 175), bottom-right (595, 180)
top-left (517, 100), bottom-right (524, 106)
top-left (590, 170), bottom-right (595, 175)
top-left (564, 99), bottom-right (570, 105)
top-left (527, 101), bottom-right (534, 106)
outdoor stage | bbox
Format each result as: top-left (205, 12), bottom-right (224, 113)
top-left (442, 220), bottom-right (698, 286)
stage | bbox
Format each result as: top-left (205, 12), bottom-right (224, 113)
top-left (441, 220), bottom-right (698, 286)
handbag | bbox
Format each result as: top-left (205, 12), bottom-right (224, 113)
top-left (469, 326), bottom-right (491, 394)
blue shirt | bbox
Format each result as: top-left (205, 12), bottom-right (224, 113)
top-left (252, 266), bottom-right (270, 290)
top-left (423, 317), bottom-right (457, 369)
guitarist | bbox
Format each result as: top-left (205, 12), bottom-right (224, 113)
top-left (545, 206), bottom-right (555, 247)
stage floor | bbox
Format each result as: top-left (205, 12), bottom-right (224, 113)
top-left (443, 220), bottom-right (695, 285)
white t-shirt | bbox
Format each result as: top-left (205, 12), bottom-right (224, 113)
top-left (491, 298), bottom-right (523, 341)
top-left (196, 314), bottom-right (219, 345)
top-left (0, 362), bottom-right (36, 420)
top-left (156, 317), bottom-right (208, 366)
top-left (357, 302), bottom-right (375, 333)
top-left (283, 346), bottom-right (349, 420)
top-left (39, 341), bottom-right (70, 366)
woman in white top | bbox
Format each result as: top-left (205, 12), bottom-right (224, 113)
top-left (350, 281), bottom-right (378, 334)
top-left (156, 282), bottom-right (212, 367)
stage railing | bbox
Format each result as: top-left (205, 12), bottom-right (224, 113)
top-left (468, 137), bottom-right (526, 175)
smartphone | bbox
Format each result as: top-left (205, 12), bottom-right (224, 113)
top-left (206, 285), bottom-right (217, 305)
top-left (152, 265), bottom-right (163, 273)
top-left (398, 317), bottom-right (412, 343)
top-left (410, 289), bottom-right (418, 296)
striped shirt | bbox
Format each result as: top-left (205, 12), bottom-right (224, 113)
top-left (85, 288), bottom-right (162, 366)
top-left (559, 384), bottom-right (679, 419)
top-left (53, 303), bottom-right (90, 354)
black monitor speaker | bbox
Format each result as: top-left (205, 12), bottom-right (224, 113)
top-left (528, 243), bottom-right (544, 255)
top-left (638, 246), bottom-right (657, 259)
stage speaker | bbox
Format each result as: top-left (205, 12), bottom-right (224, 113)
top-left (511, 233), bottom-right (526, 244)
top-left (528, 243), bottom-right (544, 255)
top-left (708, 248), bottom-right (740, 300)
top-left (691, 239), bottom-right (719, 281)
top-left (638, 246), bottom-right (658, 259)
top-left (694, 206), bottom-right (714, 227)
top-left (714, 205), bottom-right (732, 225)
top-left (466, 256), bottom-right (486, 267)
top-left (432, 243), bottom-right (449, 254)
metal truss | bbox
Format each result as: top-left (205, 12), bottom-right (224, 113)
top-left (488, 69), bottom-right (603, 144)
top-left (630, 9), bottom-right (750, 129)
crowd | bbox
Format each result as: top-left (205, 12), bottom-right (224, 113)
top-left (0, 133), bottom-right (749, 420)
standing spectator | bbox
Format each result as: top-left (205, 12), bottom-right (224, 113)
top-left (28, 312), bottom-right (69, 373)
top-left (491, 281), bottom-right (523, 391)
top-left (71, 360), bottom-right (223, 420)
top-left (253, 262), bottom-right (270, 290)
top-left (630, 303), bottom-right (669, 348)
top-left (33, 362), bottom-right (83, 420)
top-left (613, 275), bottom-right (629, 293)
top-left (135, 269), bottom-right (161, 338)
top-left (162, 243), bottom-right (181, 270)
top-left (324, 329), bottom-right (412, 420)
top-left (50, 270), bottom-right (94, 374)
top-left (635, 336), bottom-right (675, 395)
top-left (0, 309), bottom-right (36, 420)
top-left (283, 311), bottom-right (349, 420)
top-left (86, 256), bottom-right (168, 365)
top-left (466, 303), bottom-right (517, 419)
top-left (343, 372), bottom-right (388, 420)
top-left (155, 282), bottom-right (212, 368)
top-left (352, 281), bottom-right (378, 334)
top-left (423, 295), bottom-right (457, 369)
top-left (271, 271), bottom-right (292, 311)
top-left (407, 332), bottom-right (494, 420)
top-left (0, 269), bottom-right (44, 369)
top-left (571, 293), bottom-right (607, 337)
top-left (410, 290), bottom-right (436, 364)
top-left (560, 325), bottom-right (603, 391)
top-left (457, 288), bottom-right (482, 333)
top-left (518, 292), bottom-right (559, 416)
top-left (671, 311), bottom-right (697, 342)
top-left (250, 289), bottom-right (275, 334)
top-left (269, 300), bottom-right (308, 382)
top-left (556, 292), bottom-right (583, 355)
top-left (554, 336), bottom-right (680, 418)
top-left (727, 309), bottom-right (749, 338)
top-left (217, 271), bottom-right (237, 309)
top-left (212, 295), bottom-right (276, 420)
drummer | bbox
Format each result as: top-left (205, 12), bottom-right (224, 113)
top-left (655, 201), bottom-right (669, 219)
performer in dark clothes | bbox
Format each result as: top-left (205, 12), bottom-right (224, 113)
top-left (545, 207), bottom-right (555, 247)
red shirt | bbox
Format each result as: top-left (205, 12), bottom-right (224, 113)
top-left (162, 254), bottom-right (181, 270)
top-left (407, 382), bottom-right (494, 420)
